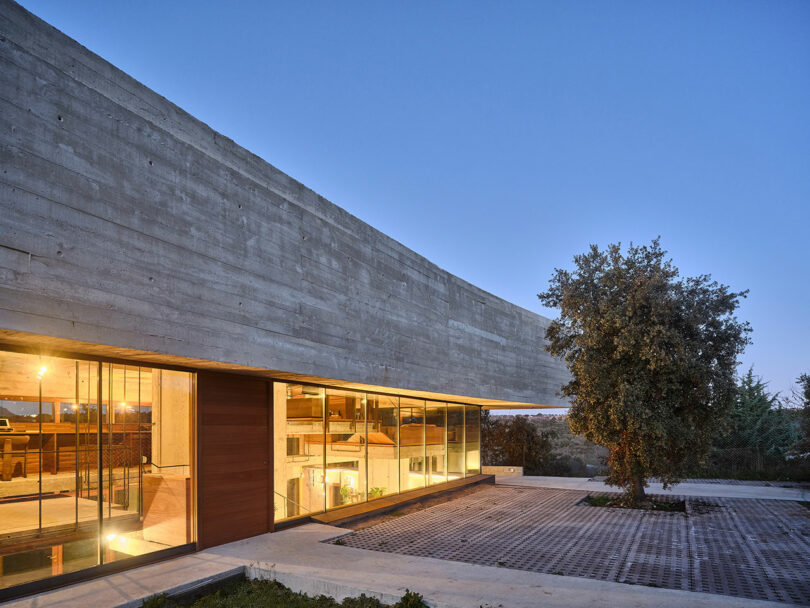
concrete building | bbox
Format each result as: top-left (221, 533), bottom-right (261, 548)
top-left (0, 0), bottom-right (568, 599)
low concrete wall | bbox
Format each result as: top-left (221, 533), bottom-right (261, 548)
top-left (482, 466), bottom-right (523, 476)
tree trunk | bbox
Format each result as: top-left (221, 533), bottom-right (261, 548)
top-left (630, 473), bottom-right (646, 505)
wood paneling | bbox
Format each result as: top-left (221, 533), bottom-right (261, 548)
top-left (196, 371), bottom-right (272, 549)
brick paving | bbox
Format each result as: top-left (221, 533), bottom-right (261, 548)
top-left (589, 476), bottom-right (810, 488)
top-left (330, 485), bottom-right (810, 605)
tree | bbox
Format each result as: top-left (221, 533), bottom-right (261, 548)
top-left (788, 373), bottom-right (810, 458)
top-left (481, 411), bottom-right (554, 474)
top-left (538, 239), bottom-right (750, 504)
top-left (713, 369), bottom-right (798, 469)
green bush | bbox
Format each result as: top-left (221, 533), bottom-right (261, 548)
top-left (141, 578), bottom-right (430, 608)
top-left (393, 590), bottom-right (428, 608)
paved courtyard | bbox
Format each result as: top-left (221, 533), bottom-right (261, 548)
top-left (332, 484), bottom-right (810, 606)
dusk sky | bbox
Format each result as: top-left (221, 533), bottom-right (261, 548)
top-left (19, 0), bottom-right (810, 401)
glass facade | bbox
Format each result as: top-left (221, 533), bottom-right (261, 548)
top-left (0, 350), bottom-right (194, 592)
top-left (273, 382), bottom-right (483, 522)
top-left (0, 350), bottom-right (482, 591)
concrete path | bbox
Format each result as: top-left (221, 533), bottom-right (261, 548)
top-left (497, 476), bottom-right (810, 501)
top-left (2, 522), bottom-right (801, 608)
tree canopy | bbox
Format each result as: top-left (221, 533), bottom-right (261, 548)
top-left (715, 369), bottom-right (797, 458)
top-left (538, 239), bottom-right (750, 503)
top-left (788, 373), bottom-right (810, 459)
top-left (481, 411), bottom-right (554, 474)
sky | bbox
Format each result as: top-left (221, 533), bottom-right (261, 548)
top-left (17, 0), bottom-right (810, 402)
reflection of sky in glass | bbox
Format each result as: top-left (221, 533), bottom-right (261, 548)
top-left (0, 400), bottom-right (54, 418)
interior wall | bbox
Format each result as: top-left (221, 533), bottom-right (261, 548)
top-left (152, 369), bottom-right (191, 474)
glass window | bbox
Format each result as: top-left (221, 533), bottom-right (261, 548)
top-left (325, 389), bottom-right (365, 509)
top-left (465, 405), bottom-right (481, 475)
top-left (273, 383), bottom-right (325, 520)
top-left (425, 402), bottom-right (446, 485)
top-left (366, 394), bottom-right (398, 499)
top-left (0, 350), bottom-right (193, 592)
top-left (399, 398), bottom-right (425, 491)
top-left (447, 405), bottom-right (465, 480)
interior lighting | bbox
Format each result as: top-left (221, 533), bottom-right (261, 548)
top-left (105, 533), bottom-right (116, 541)
top-left (36, 365), bottom-right (47, 380)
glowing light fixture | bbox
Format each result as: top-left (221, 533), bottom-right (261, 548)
top-left (105, 533), bottom-right (116, 541)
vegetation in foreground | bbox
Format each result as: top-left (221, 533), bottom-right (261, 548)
top-left (538, 238), bottom-right (751, 505)
top-left (141, 579), bottom-right (428, 608)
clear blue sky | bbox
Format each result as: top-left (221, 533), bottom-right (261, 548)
top-left (18, 1), bottom-right (810, 400)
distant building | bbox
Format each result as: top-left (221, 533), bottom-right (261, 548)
top-left (0, 0), bottom-right (568, 599)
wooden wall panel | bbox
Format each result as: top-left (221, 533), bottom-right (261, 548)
top-left (196, 371), bottom-right (272, 549)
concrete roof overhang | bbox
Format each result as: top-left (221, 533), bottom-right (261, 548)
top-left (0, 329), bottom-right (565, 410)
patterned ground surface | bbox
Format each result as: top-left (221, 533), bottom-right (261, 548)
top-left (589, 477), bottom-right (810, 488)
top-left (330, 485), bottom-right (810, 605)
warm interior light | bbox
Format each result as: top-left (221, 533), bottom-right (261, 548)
top-left (105, 533), bottom-right (116, 541)
top-left (36, 365), bottom-right (47, 379)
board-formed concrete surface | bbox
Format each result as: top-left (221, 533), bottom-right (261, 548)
top-left (333, 485), bottom-right (810, 605)
top-left (0, 0), bottom-right (568, 407)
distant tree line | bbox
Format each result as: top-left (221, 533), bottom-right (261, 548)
top-left (481, 412), bottom-right (554, 475)
top-left (700, 370), bottom-right (810, 480)
top-left (481, 370), bottom-right (810, 482)
top-left (481, 411), bottom-right (608, 477)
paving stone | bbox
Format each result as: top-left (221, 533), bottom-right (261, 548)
top-left (331, 485), bottom-right (810, 605)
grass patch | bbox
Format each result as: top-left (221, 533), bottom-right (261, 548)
top-left (141, 578), bottom-right (428, 608)
top-left (583, 495), bottom-right (686, 512)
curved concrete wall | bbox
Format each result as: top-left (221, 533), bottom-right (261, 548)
top-left (0, 1), bottom-right (568, 406)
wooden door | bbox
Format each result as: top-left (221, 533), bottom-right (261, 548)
top-left (196, 372), bottom-right (272, 549)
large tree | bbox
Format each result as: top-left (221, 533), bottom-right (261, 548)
top-left (538, 239), bottom-right (750, 504)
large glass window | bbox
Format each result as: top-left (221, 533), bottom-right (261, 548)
top-left (465, 405), bottom-right (481, 475)
top-left (0, 350), bottom-right (193, 592)
top-left (399, 398), bottom-right (425, 491)
top-left (272, 383), bottom-right (481, 520)
top-left (366, 394), bottom-right (398, 499)
top-left (425, 402), bottom-right (446, 485)
top-left (447, 405), bottom-right (465, 480)
top-left (325, 389), bottom-right (365, 509)
top-left (273, 383), bottom-right (325, 520)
